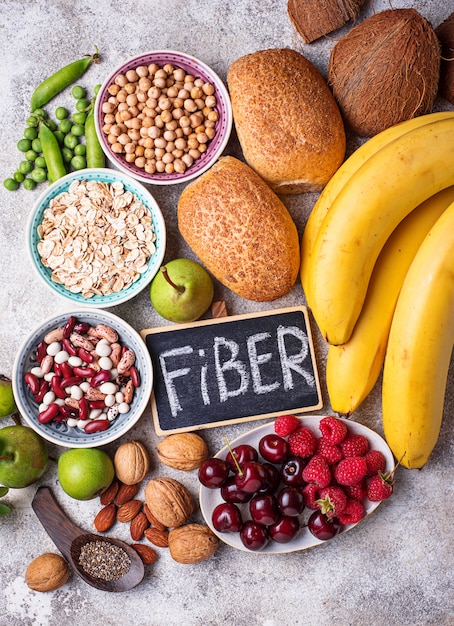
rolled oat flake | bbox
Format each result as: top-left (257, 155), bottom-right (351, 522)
top-left (78, 540), bottom-right (131, 581)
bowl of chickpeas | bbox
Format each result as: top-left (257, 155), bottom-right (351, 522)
top-left (94, 50), bottom-right (233, 185)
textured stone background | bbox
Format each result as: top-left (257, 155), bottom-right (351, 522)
top-left (0, 1), bottom-right (453, 625)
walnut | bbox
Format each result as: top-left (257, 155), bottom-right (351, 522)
top-left (168, 524), bottom-right (219, 564)
top-left (114, 440), bottom-right (151, 485)
top-left (144, 477), bottom-right (194, 528)
top-left (157, 433), bottom-right (209, 471)
top-left (25, 552), bottom-right (70, 592)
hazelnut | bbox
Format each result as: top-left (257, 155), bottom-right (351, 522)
top-left (144, 477), bottom-right (194, 528)
top-left (114, 440), bottom-right (151, 485)
top-left (168, 523), bottom-right (219, 564)
top-left (25, 552), bottom-right (70, 592)
top-left (157, 433), bottom-right (209, 471)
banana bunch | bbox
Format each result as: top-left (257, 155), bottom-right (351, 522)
top-left (301, 111), bottom-right (454, 469)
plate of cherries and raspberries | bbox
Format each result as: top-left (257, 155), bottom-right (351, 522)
top-left (198, 415), bottom-right (396, 553)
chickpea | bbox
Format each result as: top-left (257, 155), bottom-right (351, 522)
top-left (124, 142), bottom-right (136, 154)
top-left (182, 153), bottom-right (194, 168)
top-left (135, 145), bottom-right (145, 157)
top-left (160, 109), bottom-right (173, 123)
top-left (116, 89), bottom-right (128, 103)
top-left (156, 160), bottom-right (166, 172)
top-left (148, 125), bottom-right (161, 139)
top-left (194, 77), bottom-right (204, 88)
top-left (175, 127), bottom-right (184, 138)
top-left (159, 97), bottom-right (172, 110)
top-left (119, 109), bottom-right (132, 122)
top-left (207, 110), bottom-right (219, 122)
top-left (205, 127), bottom-right (216, 140)
top-left (190, 112), bottom-right (204, 128)
top-left (197, 132), bottom-right (209, 144)
top-left (117, 133), bottom-right (129, 146)
top-left (108, 83), bottom-right (121, 96)
top-left (187, 136), bottom-right (200, 150)
top-left (162, 152), bottom-right (174, 164)
top-left (125, 153), bottom-right (136, 163)
top-left (107, 133), bottom-right (117, 145)
top-left (126, 93), bottom-right (138, 107)
top-left (136, 65), bottom-right (149, 77)
top-left (144, 148), bottom-right (155, 159)
top-left (199, 143), bottom-right (207, 153)
top-left (178, 88), bottom-right (190, 100)
top-left (141, 116), bottom-right (153, 128)
top-left (205, 95), bottom-right (217, 108)
top-left (117, 101), bottom-right (129, 112)
top-left (165, 119), bottom-right (179, 131)
top-left (145, 162), bottom-right (157, 174)
top-left (128, 105), bottom-right (140, 118)
top-left (175, 137), bottom-right (187, 151)
top-left (104, 113), bottom-right (115, 125)
top-left (165, 141), bottom-right (176, 153)
top-left (128, 128), bottom-right (141, 142)
top-left (195, 98), bottom-right (205, 110)
top-left (163, 129), bottom-right (177, 142)
top-left (154, 115), bottom-right (165, 129)
top-left (110, 124), bottom-right (122, 137)
top-left (154, 77), bottom-right (167, 89)
top-left (115, 74), bottom-right (128, 87)
top-left (184, 99), bottom-right (198, 113)
top-left (148, 63), bottom-right (160, 75)
top-left (142, 137), bottom-right (153, 149)
top-left (111, 142), bottom-right (123, 153)
top-left (173, 159), bottom-right (186, 174)
top-left (189, 148), bottom-right (201, 160)
top-left (173, 68), bottom-right (186, 82)
top-left (137, 91), bottom-right (147, 103)
top-left (135, 156), bottom-right (146, 168)
top-left (102, 102), bottom-right (115, 114)
top-left (155, 147), bottom-right (165, 159)
top-left (167, 86), bottom-right (179, 98)
top-left (154, 137), bottom-right (166, 149)
top-left (203, 82), bottom-right (215, 96)
top-left (172, 148), bottom-right (184, 159)
top-left (191, 86), bottom-right (203, 99)
top-left (138, 76), bottom-right (152, 92)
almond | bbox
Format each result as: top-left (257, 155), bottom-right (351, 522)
top-left (130, 543), bottom-right (158, 565)
top-left (115, 483), bottom-right (139, 506)
top-left (93, 503), bottom-right (117, 532)
top-left (99, 480), bottom-right (119, 506)
top-left (144, 527), bottom-right (169, 548)
top-left (130, 512), bottom-right (149, 541)
top-left (116, 499), bottom-right (142, 523)
top-left (143, 503), bottom-right (168, 532)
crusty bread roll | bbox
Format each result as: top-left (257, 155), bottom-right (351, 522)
top-left (227, 48), bottom-right (346, 194)
top-left (177, 156), bottom-right (300, 302)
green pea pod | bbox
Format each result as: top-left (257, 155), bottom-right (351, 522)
top-left (85, 109), bottom-right (105, 168)
top-left (30, 48), bottom-right (100, 112)
top-left (39, 123), bottom-right (66, 183)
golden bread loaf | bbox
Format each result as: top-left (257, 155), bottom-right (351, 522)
top-left (177, 156), bottom-right (300, 302)
top-left (227, 48), bottom-right (346, 194)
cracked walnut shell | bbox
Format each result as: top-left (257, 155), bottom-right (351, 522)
top-left (168, 524), bottom-right (219, 564)
top-left (157, 433), bottom-right (209, 471)
top-left (144, 477), bottom-right (195, 528)
top-left (114, 440), bottom-right (151, 485)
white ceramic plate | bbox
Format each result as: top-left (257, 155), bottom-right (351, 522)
top-left (199, 416), bottom-right (394, 554)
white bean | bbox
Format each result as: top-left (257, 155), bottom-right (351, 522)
top-left (118, 402), bottom-right (130, 414)
top-left (46, 341), bottom-right (61, 356)
top-left (115, 391), bottom-right (124, 403)
top-left (77, 419), bottom-right (90, 429)
top-left (55, 398), bottom-right (65, 406)
top-left (31, 366), bottom-right (44, 378)
top-left (70, 386), bottom-right (83, 400)
top-left (44, 372), bottom-right (56, 382)
top-left (68, 355), bottom-right (83, 367)
top-left (98, 356), bottom-right (113, 370)
top-left (79, 381), bottom-right (90, 392)
top-left (104, 394), bottom-right (116, 407)
top-left (99, 382), bottom-right (117, 395)
top-left (38, 403), bottom-right (49, 412)
top-left (96, 342), bottom-right (112, 357)
top-left (54, 350), bottom-right (70, 364)
top-left (67, 418), bottom-right (78, 428)
top-left (42, 391), bottom-right (56, 405)
top-left (89, 408), bottom-right (103, 420)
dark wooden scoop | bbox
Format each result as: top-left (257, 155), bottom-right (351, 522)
top-left (32, 486), bottom-right (144, 592)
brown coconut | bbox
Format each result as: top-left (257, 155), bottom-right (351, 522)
top-left (328, 8), bottom-right (441, 137)
top-left (435, 12), bottom-right (454, 104)
top-left (288, 0), bottom-right (366, 44)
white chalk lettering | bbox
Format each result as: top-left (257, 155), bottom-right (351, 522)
top-left (214, 336), bottom-right (250, 402)
top-left (199, 349), bottom-right (210, 406)
top-left (277, 325), bottom-right (315, 390)
top-left (247, 332), bottom-right (280, 395)
top-left (159, 346), bottom-right (193, 418)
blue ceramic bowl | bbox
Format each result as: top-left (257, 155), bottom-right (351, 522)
top-left (12, 309), bottom-right (153, 448)
top-left (27, 168), bottom-right (166, 308)
top-left (94, 50), bottom-right (233, 185)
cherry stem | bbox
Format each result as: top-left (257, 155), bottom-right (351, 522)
top-left (160, 266), bottom-right (185, 294)
top-left (223, 436), bottom-right (243, 476)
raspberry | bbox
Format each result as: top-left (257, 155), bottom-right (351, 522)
top-left (337, 499), bottom-right (364, 525)
top-left (274, 414), bottom-right (300, 438)
top-left (319, 416), bottom-right (348, 445)
top-left (315, 438), bottom-right (343, 465)
top-left (340, 433), bottom-right (370, 458)
top-left (288, 426), bottom-right (317, 458)
top-left (334, 456), bottom-right (367, 486)
top-left (343, 479), bottom-right (367, 501)
top-left (367, 472), bottom-right (394, 501)
top-left (316, 485), bottom-right (347, 519)
top-left (302, 454), bottom-right (331, 488)
top-left (302, 482), bottom-right (320, 510)
top-left (364, 450), bottom-right (386, 476)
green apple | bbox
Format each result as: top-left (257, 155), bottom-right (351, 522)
top-left (0, 375), bottom-right (17, 419)
top-left (0, 425), bottom-right (48, 488)
top-left (150, 258), bottom-right (214, 323)
top-left (57, 448), bottom-right (115, 500)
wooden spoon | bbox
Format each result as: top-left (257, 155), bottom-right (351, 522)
top-left (32, 486), bottom-right (144, 592)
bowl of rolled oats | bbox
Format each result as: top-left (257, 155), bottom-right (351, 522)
top-left (94, 50), bottom-right (233, 185)
top-left (12, 308), bottom-right (154, 448)
top-left (27, 168), bottom-right (166, 307)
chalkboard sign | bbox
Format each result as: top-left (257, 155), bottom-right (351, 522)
top-left (141, 306), bottom-right (322, 435)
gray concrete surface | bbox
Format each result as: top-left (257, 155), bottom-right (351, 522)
top-left (0, 1), bottom-right (453, 625)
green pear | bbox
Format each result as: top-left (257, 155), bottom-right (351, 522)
top-left (57, 448), bottom-right (115, 500)
top-left (150, 258), bottom-right (214, 323)
top-left (0, 425), bottom-right (48, 488)
top-left (0, 375), bottom-right (17, 419)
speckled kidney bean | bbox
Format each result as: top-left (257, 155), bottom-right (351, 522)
top-left (117, 349), bottom-right (135, 375)
top-left (44, 328), bottom-right (64, 344)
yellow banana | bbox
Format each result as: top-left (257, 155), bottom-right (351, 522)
top-left (300, 111), bottom-right (454, 300)
top-left (326, 186), bottom-right (454, 417)
top-left (307, 114), bottom-right (454, 345)
top-left (382, 199), bottom-right (454, 469)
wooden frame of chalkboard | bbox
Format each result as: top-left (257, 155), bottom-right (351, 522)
top-left (141, 306), bottom-right (322, 435)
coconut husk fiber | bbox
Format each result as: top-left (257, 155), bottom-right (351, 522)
top-left (328, 8), bottom-right (441, 137)
top-left (436, 12), bottom-right (454, 104)
top-left (287, 0), bottom-right (366, 43)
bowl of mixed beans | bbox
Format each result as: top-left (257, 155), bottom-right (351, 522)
top-left (94, 50), bottom-right (233, 185)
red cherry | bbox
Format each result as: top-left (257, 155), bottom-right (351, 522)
top-left (212, 502), bottom-right (243, 533)
top-left (198, 458), bottom-right (230, 488)
top-left (307, 510), bottom-right (340, 541)
top-left (240, 520), bottom-right (269, 551)
top-left (249, 493), bottom-right (280, 525)
top-left (258, 433), bottom-right (290, 464)
top-left (268, 516), bottom-right (300, 543)
top-left (226, 444), bottom-right (258, 472)
top-left (234, 461), bottom-right (268, 493)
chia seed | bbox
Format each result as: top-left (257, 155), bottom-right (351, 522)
top-left (78, 540), bottom-right (131, 581)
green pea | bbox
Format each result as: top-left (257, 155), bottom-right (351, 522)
top-left (72, 111), bottom-right (87, 125)
top-left (17, 138), bottom-right (32, 152)
top-left (3, 178), bottom-right (19, 191)
top-left (72, 85), bottom-right (86, 99)
top-left (35, 156), bottom-right (47, 169)
top-left (64, 133), bottom-right (79, 149)
top-left (24, 127), bottom-right (38, 140)
top-left (54, 130), bottom-right (65, 145)
top-left (25, 149), bottom-right (38, 162)
top-left (26, 115), bottom-right (39, 127)
top-left (33, 108), bottom-right (48, 119)
top-left (31, 138), bottom-right (42, 153)
top-left (71, 124), bottom-right (85, 137)
top-left (23, 177), bottom-right (37, 190)
top-left (59, 118), bottom-right (73, 134)
top-left (75, 98), bottom-right (90, 112)
top-left (94, 84), bottom-right (101, 96)
top-left (13, 171), bottom-right (25, 183)
top-left (19, 160), bottom-right (34, 174)
top-left (55, 106), bottom-right (69, 120)
top-left (71, 154), bottom-right (87, 170)
top-left (62, 147), bottom-right (73, 163)
top-left (74, 143), bottom-right (86, 156)
top-left (30, 167), bottom-right (47, 183)
top-left (46, 119), bottom-right (57, 131)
